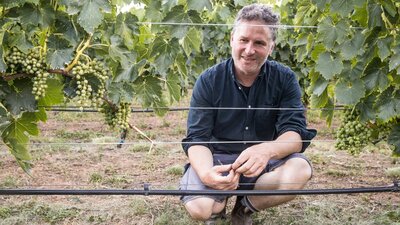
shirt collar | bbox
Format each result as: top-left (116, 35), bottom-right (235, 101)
top-left (229, 58), bottom-right (268, 81)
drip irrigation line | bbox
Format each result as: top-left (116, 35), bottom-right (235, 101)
top-left (0, 181), bottom-right (398, 196)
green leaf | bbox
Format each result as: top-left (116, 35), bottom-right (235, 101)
top-left (389, 49), bottom-right (400, 72)
top-left (330, 0), bottom-right (354, 17)
top-left (0, 47), bottom-right (6, 72)
top-left (310, 89), bottom-right (328, 108)
top-left (38, 78), bottom-right (64, 108)
top-left (18, 4), bottom-right (55, 28)
top-left (115, 13), bottom-right (138, 50)
top-left (134, 75), bottom-right (167, 116)
top-left (182, 27), bottom-right (202, 57)
top-left (312, 0), bottom-right (331, 10)
top-left (54, 13), bottom-right (81, 46)
top-left (6, 29), bottom-right (33, 53)
top-left (175, 53), bottom-right (188, 77)
top-left (335, 79), bottom-right (365, 105)
top-left (1, 112), bottom-right (39, 173)
top-left (340, 31), bottom-right (365, 60)
top-left (78, 0), bottom-right (110, 34)
top-left (312, 77), bottom-right (329, 97)
top-left (377, 36), bottom-right (392, 61)
top-left (315, 52), bottom-right (344, 79)
top-left (317, 17), bottom-right (349, 49)
top-left (4, 78), bottom-right (37, 115)
top-left (162, 5), bottom-right (191, 39)
top-left (187, 0), bottom-right (212, 11)
top-left (46, 35), bottom-right (74, 69)
top-left (145, 1), bottom-right (163, 21)
top-left (376, 87), bottom-right (397, 121)
top-left (166, 72), bottom-right (181, 102)
top-left (108, 35), bottom-right (130, 62)
top-left (107, 82), bottom-right (135, 104)
top-left (352, 3), bottom-right (368, 27)
top-left (0, 0), bottom-right (28, 8)
top-left (310, 44), bottom-right (325, 61)
top-left (357, 94), bottom-right (376, 121)
top-left (363, 58), bottom-right (389, 91)
top-left (381, 0), bottom-right (397, 17)
top-left (388, 124), bottom-right (400, 155)
top-left (114, 60), bottom-right (143, 82)
top-left (0, 103), bottom-right (10, 133)
top-left (367, 1), bottom-right (383, 28)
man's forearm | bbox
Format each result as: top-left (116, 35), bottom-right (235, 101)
top-left (260, 131), bottom-right (302, 160)
top-left (187, 145), bottom-right (214, 181)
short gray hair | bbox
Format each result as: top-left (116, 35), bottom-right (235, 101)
top-left (233, 4), bottom-right (280, 41)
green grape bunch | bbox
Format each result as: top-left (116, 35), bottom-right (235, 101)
top-left (101, 102), bottom-right (131, 131)
top-left (335, 109), bottom-right (372, 155)
top-left (71, 57), bottom-right (109, 110)
top-left (5, 47), bottom-right (49, 100)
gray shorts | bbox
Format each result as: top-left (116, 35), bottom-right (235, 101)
top-left (179, 152), bottom-right (312, 203)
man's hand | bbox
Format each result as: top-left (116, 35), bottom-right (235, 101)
top-left (231, 144), bottom-right (272, 177)
top-left (200, 164), bottom-right (240, 190)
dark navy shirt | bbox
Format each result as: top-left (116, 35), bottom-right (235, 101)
top-left (182, 58), bottom-right (317, 155)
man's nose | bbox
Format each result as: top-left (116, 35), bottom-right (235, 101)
top-left (244, 43), bottom-right (255, 54)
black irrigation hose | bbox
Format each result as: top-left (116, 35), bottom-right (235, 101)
top-left (1, 182), bottom-right (398, 196)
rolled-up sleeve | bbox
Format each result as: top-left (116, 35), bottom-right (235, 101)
top-left (275, 71), bottom-right (317, 152)
top-left (182, 73), bottom-right (215, 155)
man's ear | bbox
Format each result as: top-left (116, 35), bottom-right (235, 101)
top-left (269, 42), bottom-right (275, 54)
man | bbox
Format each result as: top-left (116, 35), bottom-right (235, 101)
top-left (180, 4), bottom-right (317, 225)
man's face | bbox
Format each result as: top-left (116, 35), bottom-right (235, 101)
top-left (230, 20), bottom-right (274, 77)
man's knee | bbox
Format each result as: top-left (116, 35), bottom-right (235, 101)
top-left (184, 198), bottom-right (214, 221)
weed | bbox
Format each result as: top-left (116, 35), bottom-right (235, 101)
top-left (166, 165), bottom-right (184, 176)
top-left (33, 204), bottom-right (80, 224)
top-left (55, 130), bottom-right (91, 140)
top-left (129, 143), bottom-right (152, 152)
top-left (0, 176), bottom-right (19, 188)
top-left (129, 197), bottom-right (150, 216)
top-left (104, 175), bottom-right (129, 188)
top-left (154, 203), bottom-right (194, 225)
top-left (0, 206), bottom-right (12, 219)
top-left (89, 172), bottom-right (103, 183)
top-left (385, 167), bottom-right (400, 179)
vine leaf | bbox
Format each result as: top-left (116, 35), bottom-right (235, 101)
top-left (182, 27), bottom-right (202, 57)
top-left (330, 0), bottom-right (354, 17)
top-left (376, 87), bottom-right (398, 121)
top-left (315, 52), bottom-right (343, 79)
top-left (367, 1), bottom-right (383, 27)
top-left (335, 79), bottom-right (365, 105)
top-left (317, 17), bottom-right (348, 49)
top-left (107, 82), bottom-right (135, 104)
top-left (0, 47), bottom-right (6, 72)
top-left (4, 78), bottom-right (37, 115)
top-left (38, 78), bottom-right (65, 111)
top-left (1, 112), bottom-right (39, 173)
top-left (389, 46), bottom-right (400, 73)
top-left (388, 124), bottom-right (400, 155)
top-left (46, 35), bottom-right (74, 69)
top-left (377, 36), bottom-right (392, 61)
top-left (134, 76), bottom-right (168, 116)
top-left (166, 73), bottom-right (181, 103)
top-left (0, 103), bottom-right (10, 132)
top-left (115, 13), bottom-right (138, 50)
top-left (363, 58), bottom-right (389, 91)
top-left (78, 0), bottom-right (111, 34)
top-left (340, 31), bottom-right (365, 60)
top-left (187, 0), bottom-right (212, 11)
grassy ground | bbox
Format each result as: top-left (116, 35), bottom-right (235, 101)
top-left (0, 107), bottom-right (400, 225)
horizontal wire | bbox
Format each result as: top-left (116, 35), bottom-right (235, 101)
top-left (39, 106), bottom-right (346, 112)
top-left (18, 139), bottom-right (335, 146)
